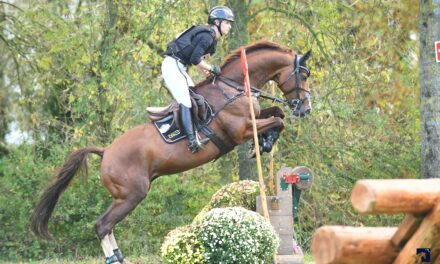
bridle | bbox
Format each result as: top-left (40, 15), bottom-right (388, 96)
top-left (277, 54), bottom-right (311, 114)
top-left (212, 53), bottom-right (311, 115)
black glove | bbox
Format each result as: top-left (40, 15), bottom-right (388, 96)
top-left (210, 65), bottom-right (221, 76)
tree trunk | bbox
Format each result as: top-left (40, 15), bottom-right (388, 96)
top-left (96, 0), bottom-right (132, 142)
top-left (95, 0), bottom-right (118, 141)
top-left (419, 0), bottom-right (440, 178)
top-left (227, 0), bottom-right (250, 50)
top-left (227, 0), bottom-right (256, 181)
top-left (0, 3), bottom-right (9, 156)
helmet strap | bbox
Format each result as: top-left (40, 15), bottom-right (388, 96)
top-left (217, 20), bottom-right (223, 36)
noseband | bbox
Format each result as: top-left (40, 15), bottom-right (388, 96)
top-left (278, 54), bottom-right (311, 112)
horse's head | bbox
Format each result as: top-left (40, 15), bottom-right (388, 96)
top-left (277, 50), bottom-right (312, 117)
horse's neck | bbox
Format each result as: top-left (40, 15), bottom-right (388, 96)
top-left (225, 51), bottom-right (292, 88)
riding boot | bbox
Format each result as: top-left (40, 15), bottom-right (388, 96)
top-left (179, 104), bottom-right (209, 153)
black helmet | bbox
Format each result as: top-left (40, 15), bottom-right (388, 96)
top-left (208, 6), bottom-right (235, 24)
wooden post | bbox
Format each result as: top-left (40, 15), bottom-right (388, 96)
top-left (268, 81), bottom-right (276, 195)
top-left (350, 179), bottom-right (440, 214)
top-left (312, 226), bottom-right (399, 264)
top-left (393, 203), bottom-right (440, 264)
top-left (240, 47), bottom-right (269, 221)
top-left (391, 214), bottom-right (424, 249)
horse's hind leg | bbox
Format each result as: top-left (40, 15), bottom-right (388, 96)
top-left (96, 177), bottom-right (150, 264)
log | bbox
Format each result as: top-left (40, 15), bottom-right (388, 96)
top-left (350, 179), bottom-right (440, 214)
top-left (312, 226), bottom-right (399, 264)
top-left (391, 214), bottom-right (423, 249)
top-left (393, 204), bottom-right (440, 264)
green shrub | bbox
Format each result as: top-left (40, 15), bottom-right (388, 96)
top-left (161, 225), bottom-right (206, 264)
top-left (194, 207), bottom-right (279, 264)
top-left (193, 180), bottom-right (259, 223)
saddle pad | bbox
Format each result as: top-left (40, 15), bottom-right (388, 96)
top-left (153, 102), bottom-right (214, 144)
top-left (153, 115), bottom-right (185, 143)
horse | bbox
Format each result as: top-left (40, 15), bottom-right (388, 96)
top-left (31, 40), bottom-right (312, 263)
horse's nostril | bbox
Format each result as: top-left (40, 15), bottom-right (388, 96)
top-left (305, 109), bottom-right (311, 115)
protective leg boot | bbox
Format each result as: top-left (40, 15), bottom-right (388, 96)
top-left (179, 104), bottom-right (209, 153)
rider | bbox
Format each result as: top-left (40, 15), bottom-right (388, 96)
top-left (161, 6), bottom-right (234, 153)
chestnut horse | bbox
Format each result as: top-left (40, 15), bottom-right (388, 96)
top-left (31, 40), bottom-right (312, 263)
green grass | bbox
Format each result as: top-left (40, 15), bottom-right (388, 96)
top-left (1, 253), bottom-right (315, 264)
top-left (0, 255), bottom-right (162, 264)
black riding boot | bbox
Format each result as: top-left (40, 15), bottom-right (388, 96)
top-left (179, 104), bottom-right (209, 153)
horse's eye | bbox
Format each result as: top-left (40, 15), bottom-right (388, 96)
top-left (301, 76), bottom-right (308, 81)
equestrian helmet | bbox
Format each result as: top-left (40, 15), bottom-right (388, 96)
top-left (208, 6), bottom-right (235, 24)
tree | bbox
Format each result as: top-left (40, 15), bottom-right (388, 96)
top-left (228, 0), bottom-right (257, 181)
top-left (419, 0), bottom-right (440, 178)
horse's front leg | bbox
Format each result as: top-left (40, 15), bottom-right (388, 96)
top-left (244, 116), bottom-right (284, 140)
top-left (257, 106), bottom-right (285, 152)
top-left (244, 117), bottom-right (284, 157)
top-left (258, 106), bottom-right (285, 119)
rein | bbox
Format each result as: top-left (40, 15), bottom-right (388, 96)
top-left (215, 76), bottom-right (291, 107)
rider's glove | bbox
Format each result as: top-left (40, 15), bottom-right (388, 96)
top-left (210, 65), bottom-right (221, 76)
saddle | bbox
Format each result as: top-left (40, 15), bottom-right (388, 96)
top-left (146, 92), bottom-right (213, 144)
top-left (146, 91), bottom-right (234, 157)
top-left (147, 92), bottom-right (209, 122)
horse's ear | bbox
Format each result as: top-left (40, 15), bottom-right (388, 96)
top-left (300, 50), bottom-right (312, 64)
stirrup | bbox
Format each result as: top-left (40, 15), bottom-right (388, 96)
top-left (196, 131), bottom-right (210, 146)
top-left (188, 140), bottom-right (207, 153)
top-left (188, 132), bottom-right (209, 153)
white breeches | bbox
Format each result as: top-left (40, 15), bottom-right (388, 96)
top-left (161, 56), bottom-right (194, 108)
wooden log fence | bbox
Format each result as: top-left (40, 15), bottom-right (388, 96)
top-left (312, 179), bottom-right (440, 264)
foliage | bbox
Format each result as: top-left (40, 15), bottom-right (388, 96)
top-left (0, 144), bottom-right (221, 261)
top-left (194, 207), bottom-right (279, 264)
top-left (193, 180), bottom-right (259, 223)
top-left (162, 181), bottom-right (263, 263)
top-left (0, 0), bottom-right (421, 261)
top-left (161, 225), bottom-right (206, 264)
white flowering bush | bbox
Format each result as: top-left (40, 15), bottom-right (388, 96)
top-left (161, 225), bottom-right (206, 264)
top-left (193, 180), bottom-right (259, 223)
top-left (194, 207), bottom-right (279, 264)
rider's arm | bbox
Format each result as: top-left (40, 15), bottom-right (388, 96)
top-left (190, 33), bottom-right (215, 72)
top-left (195, 60), bottom-right (213, 73)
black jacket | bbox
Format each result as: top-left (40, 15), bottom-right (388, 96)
top-left (164, 26), bottom-right (217, 65)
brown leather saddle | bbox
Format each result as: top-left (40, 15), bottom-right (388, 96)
top-left (146, 93), bottom-right (213, 143)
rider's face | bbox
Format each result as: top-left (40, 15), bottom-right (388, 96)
top-left (220, 20), bottom-right (232, 35)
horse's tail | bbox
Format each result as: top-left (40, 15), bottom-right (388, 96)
top-left (31, 146), bottom-right (104, 240)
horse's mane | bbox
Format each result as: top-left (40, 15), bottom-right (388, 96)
top-left (221, 40), bottom-right (292, 68)
top-left (196, 40), bottom-right (292, 88)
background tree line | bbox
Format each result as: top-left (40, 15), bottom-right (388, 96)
top-left (0, 0), bottom-right (429, 261)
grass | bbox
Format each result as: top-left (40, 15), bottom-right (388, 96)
top-left (1, 253), bottom-right (316, 264)
top-left (0, 255), bottom-right (162, 264)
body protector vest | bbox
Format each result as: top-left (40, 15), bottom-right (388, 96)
top-left (164, 26), bottom-right (215, 64)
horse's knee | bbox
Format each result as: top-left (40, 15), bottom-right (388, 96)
top-left (260, 106), bottom-right (285, 119)
top-left (273, 106), bottom-right (285, 119)
top-left (274, 117), bottom-right (284, 129)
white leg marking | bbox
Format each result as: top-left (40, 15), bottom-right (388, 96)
top-left (109, 230), bottom-right (119, 250)
top-left (101, 234), bottom-right (114, 258)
